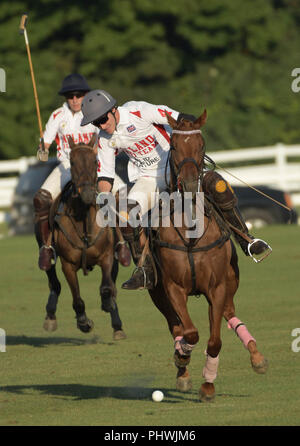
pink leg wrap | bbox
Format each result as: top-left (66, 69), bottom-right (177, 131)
top-left (174, 336), bottom-right (195, 356)
top-left (227, 316), bottom-right (256, 349)
top-left (202, 352), bottom-right (219, 383)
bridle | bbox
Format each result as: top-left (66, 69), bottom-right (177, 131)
top-left (168, 128), bottom-right (205, 193)
top-left (70, 147), bottom-right (97, 198)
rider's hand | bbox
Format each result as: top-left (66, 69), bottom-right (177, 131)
top-left (96, 191), bottom-right (112, 209)
top-left (36, 147), bottom-right (49, 162)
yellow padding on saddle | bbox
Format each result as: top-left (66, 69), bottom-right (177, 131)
top-left (215, 180), bottom-right (227, 193)
top-left (119, 210), bottom-right (129, 221)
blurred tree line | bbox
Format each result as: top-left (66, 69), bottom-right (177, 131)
top-left (0, 0), bottom-right (300, 159)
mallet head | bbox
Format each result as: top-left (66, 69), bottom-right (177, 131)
top-left (19, 14), bottom-right (28, 35)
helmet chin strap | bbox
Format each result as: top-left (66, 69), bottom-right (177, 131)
top-left (110, 107), bottom-right (118, 130)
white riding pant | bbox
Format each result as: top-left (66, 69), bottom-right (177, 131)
top-left (113, 175), bottom-right (169, 219)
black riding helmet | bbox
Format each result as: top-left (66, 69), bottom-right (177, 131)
top-left (58, 74), bottom-right (91, 95)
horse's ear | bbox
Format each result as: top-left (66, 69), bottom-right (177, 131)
top-left (194, 109), bottom-right (207, 128)
top-left (68, 135), bottom-right (75, 149)
top-left (166, 111), bottom-right (178, 129)
top-left (89, 132), bottom-right (98, 155)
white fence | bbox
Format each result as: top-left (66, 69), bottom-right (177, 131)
top-left (0, 156), bottom-right (36, 208)
top-left (0, 143), bottom-right (300, 209)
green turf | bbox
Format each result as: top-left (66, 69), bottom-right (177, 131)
top-left (0, 225), bottom-right (300, 426)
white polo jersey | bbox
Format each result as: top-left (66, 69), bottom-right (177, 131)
top-left (98, 101), bottom-right (179, 182)
top-left (43, 102), bottom-right (99, 162)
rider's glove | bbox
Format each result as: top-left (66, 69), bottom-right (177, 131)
top-left (37, 147), bottom-right (49, 162)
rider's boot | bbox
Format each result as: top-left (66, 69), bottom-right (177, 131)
top-left (114, 230), bottom-right (131, 267)
top-left (203, 171), bottom-right (271, 262)
top-left (120, 223), bottom-right (155, 290)
top-left (33, 189), bottom-right (56, 271)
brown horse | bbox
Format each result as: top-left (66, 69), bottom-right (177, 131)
top-left (42, 134), bottom-right (126, 340)
top-left (148, 111), bottom-right (268, 401)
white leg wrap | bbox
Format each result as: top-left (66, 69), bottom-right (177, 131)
top-left (202, 352), bottom-right (220, 383)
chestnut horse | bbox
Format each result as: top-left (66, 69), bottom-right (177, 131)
top-left (43, 134), bottom-right (126, 340)
top-left (149, 111), bottom-right (268, 401)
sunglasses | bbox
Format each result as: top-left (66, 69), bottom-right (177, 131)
top-left (65, 91), bottom-right (86, 99)
top-left (92, 113), bottom-right (110, 126)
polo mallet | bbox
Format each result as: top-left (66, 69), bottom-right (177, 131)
top-left (19, 14), bottom-right (47, 161)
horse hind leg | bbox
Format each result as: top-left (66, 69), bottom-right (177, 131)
top-left (224, 284), bottom-right (268, 374)
top-left (226, 315), bottom-right (268, 374)
top-left (43, 265), bottom-right (61, 332)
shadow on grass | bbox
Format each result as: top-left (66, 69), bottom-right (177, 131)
top-left (6, 335), bottom-right (115, 348)
top-left (0, 383), bottom-right (251, 403)
top-left (0, 384), bottom-right (187, 403)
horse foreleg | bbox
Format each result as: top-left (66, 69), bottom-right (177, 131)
top-left (161, 280), bottom-right (198, 392)
top-left (100, 258), bottom-right (126, 340)
top-left (43, 265), bottom-right (61, 332)
top-left (200, 288), bottom-right (225, 402)
top-left (61, 259), bottom-right (94, 333)
top-left (149, 283), bottom-right (191, 392)
top-left (99, 258), bottom-right (117, 313)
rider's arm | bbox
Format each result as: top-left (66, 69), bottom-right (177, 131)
top-left (42, 108), bottom-right (62, 147)
top-left (125, 101), bottom-right (180, 125)
top-left (96, 136), bottom-right (116, 193)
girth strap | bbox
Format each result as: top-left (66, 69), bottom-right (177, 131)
top-left (154, 233), bottom-right (229, 253)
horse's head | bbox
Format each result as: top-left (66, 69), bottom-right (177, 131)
top-left (166, 110), bottom-right (207, 196)
top-left (68, 133), bottom-right (98, 206)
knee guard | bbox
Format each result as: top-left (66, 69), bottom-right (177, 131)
top-left (202, 171), bottom-right (237, 211)
top-left (118, 201), bottom-right (143, 263)
top-left (33, 189), bottom-right (53, 224)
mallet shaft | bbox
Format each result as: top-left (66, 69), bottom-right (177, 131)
top-left (19, 14), bottom-right (45, 151)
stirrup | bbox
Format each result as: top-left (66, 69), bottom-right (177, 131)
top-left (248, 238), bottom-right (272, 263)
top-left (40, 245), bottom-right (57, 266)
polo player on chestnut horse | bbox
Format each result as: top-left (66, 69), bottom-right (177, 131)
top-left (146, 111), bottom-right (269, 401)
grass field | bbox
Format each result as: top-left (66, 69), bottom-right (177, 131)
top-left (0, 225), bottom-right (300, 426)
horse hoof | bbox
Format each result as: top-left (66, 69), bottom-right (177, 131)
top-left (176, 376), bottom-right (192, 392)
top-left (43, 317), bottom-right (57, 332)
top-left (113, 329), bottom-right (127, 341)
top-left (251, 357), bottom-right (269, 374)
top-left (199, 383), bottom-right (215, 402)
top-left (77, 319), bottom-right (94, 333)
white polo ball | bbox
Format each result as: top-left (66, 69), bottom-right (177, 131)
top-left (152, 390), bottom-right (164, 402)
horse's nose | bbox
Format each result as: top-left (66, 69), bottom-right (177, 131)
top-left (181, 177), bottom-right (199, 195)
top-left (80, 187), bottom-right (95, 205)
